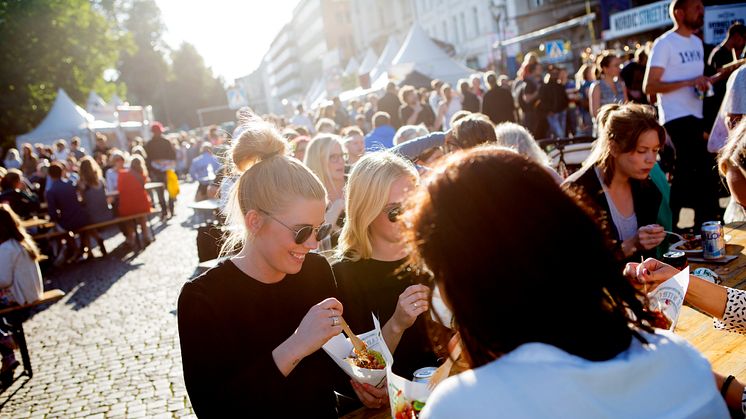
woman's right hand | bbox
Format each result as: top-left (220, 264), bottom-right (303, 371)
top-left (293, 298), bottom-right (344, 358)
top-left (623, 258), bottom-right (679, 291)
top-left (635, 224), bottom-right (666, 250)
top-left (390, 285), bottom-right (430, 334)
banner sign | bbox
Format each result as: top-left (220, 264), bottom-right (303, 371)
top-left (606, 0), bottom-right (671, 40)
top-left (704, 4), bottom-right (746, 45)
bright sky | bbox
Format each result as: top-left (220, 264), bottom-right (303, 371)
top-left (156, 0), bottom-right (298, 83)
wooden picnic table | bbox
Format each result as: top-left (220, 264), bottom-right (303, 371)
top-left (20, 216), bottom-right (55, 230)
top-left (106, 181), bottom-right (165, 198)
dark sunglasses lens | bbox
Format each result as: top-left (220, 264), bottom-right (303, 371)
top-left (294, 226), bottom-right (313, 244)
top-left (387, 207), bottom-right (402, 222)
top-left (316, 224), bottom-right (332, 241)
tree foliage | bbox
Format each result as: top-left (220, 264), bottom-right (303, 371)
top-left (0, 0), bottom-right (125, 147)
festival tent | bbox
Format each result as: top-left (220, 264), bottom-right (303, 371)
top-left (382, 24), bottom-right (473, 87)
top-left (343, 57), bottom-right (360, 76)
top-left (16, 88), bottom-right (96, 151)
top-left (357, 49), bottom-right (379, 76)
top-left (369, 35), bottom-right (401, 81)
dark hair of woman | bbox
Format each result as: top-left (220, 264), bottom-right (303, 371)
top-left (402, 147), bottom-right (656, 369)
top-left (451, 114), bottom-right (497, 149)
top-left (595, 51), bottom-right (618, 77)
top-left (593, 103), bottom-right (666, 185)
top-left (0, 204), bottom-right (40, 261)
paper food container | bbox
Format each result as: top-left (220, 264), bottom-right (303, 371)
top-left (648, 266), bottom-right (690, 331)
top-left (322, 315), bottom-right (389, 387)
top-left (387, 366), bottom-right (433, 419)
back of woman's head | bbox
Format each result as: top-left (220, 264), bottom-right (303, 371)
top-left (589, 103), bottom-right (665, 184)
top-left (129, 155), bottom-right (148, 178)
top-left (231, 112), bottom-right (286, 173)
top-left (304, 134), bottom-right (343, 192)
top-left (0, 204), bottom-right (40, 260)
top-left (79, 156), bottom-right (102, 187)
top-left (403, 147), bottom-right (653, 368)
top-left (718, 118), bottom-right (746, 176)
top-left (452, 113), bottom-right (497, 149)
top-left (337, 152), bottom-right (418, 261)
top-left (222, 118), bottom-right (326, 256)
top-left (494, 122), bottom-right (551, 166)
top-left (0, 169), bottom-right (21, 191)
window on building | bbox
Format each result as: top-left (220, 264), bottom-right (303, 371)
top-left (472, 7), bottom-right (479, 36)
top-left (460, 12), bottom-right (467, 41)
top-left (442, 21), bottom-right (447, 40)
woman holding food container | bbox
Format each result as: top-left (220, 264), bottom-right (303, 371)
top-left (333, 151), bottom-right (439, 387)
top-left (178, 117), bottom-right (370, 417)
top-left (563, 103), bottom-right (667, 261)
top-left (406, 147), bottom-right (727, 418)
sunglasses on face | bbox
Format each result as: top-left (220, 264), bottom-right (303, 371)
top-left (258, 209), bottom-right (332, 244)
top-left (384, 204), bottom-right (402, 222)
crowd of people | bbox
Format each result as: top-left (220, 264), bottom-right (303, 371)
top-left (176, 1), bottom-right (746, 417)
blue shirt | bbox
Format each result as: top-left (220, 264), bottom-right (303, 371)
top-left (189, 153), bottom-right (221, 185)
top-left (46, 179), bottom-right (88, 230)
top-left (364, 125), bottom-right (396, 150)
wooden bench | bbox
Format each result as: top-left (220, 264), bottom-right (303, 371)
top-left (32, 209), bottom-right (159, 249)
top-left (0, 289), bottom-right (65, 380)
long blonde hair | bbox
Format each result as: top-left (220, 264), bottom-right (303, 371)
top-left (0, 204), bottom-right (40, 261)
top-left (222, 118), bottom-right (327, 256)
top-left (336, 151), bottom-right (418, 261)
top-left (304, 134), bottom-right (344, 199)
top-left (718, 118), bottom-right (746, 176)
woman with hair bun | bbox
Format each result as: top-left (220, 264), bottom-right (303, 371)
top-left (178, 117), bottom-right (366, 417)
top-left (563, 103), bottom-right (666, 261)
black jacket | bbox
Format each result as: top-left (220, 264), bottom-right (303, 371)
top-left (563, 165), bottom-right (662, 260)
top-left (481, 87), bottom-right (515, 124)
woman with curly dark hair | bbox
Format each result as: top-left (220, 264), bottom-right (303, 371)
top-left (403, 147), bottom-right (727, 418)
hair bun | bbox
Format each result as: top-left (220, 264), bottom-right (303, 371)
top-left (231, 117), bottom-right (287, 169)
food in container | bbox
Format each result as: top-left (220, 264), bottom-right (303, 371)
top-left (346, 348), bottom-right (385, 370)
top-left (647, 266), bottom-right (690, 331)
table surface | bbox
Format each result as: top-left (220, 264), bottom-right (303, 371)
top-left (20, 216), bottom-right (55, 230)
top-left (342, 222), bottom-right (746, 419)
top-left (188, 199), bottom-right (220, 210)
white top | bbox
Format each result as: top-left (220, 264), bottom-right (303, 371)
top-left (0, 239), bottom-right (43, 305)
top-left (648, 30), bottom-right (704, 124)
top-left (105, 167), bottom-right (119, 194)
top-left (421, 330), bottom-right (728, 419)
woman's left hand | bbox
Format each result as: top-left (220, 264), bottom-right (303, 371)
top-left (351, 380), bottom-right (389, 409)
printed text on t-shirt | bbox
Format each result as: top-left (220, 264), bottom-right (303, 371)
top-left (678, 50), bottom-right (702, 64)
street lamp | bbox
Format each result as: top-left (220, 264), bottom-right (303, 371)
top-left (490, 2), bottom-right (507, 73)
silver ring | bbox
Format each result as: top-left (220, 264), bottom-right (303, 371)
top-left (332, 316), bottom-right (339, 327)
top-left (413, 302), bottom-right (418, 309)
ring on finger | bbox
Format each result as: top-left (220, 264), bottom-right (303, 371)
top-left (413, 302), bottom-right (418, 309)
top-left (332, 316), bottom-right (339, 327)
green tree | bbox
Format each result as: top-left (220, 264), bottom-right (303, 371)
top-left (165, 42), bottom-right (227, 128)
top-left (0, 0), bottom-right (124, 147)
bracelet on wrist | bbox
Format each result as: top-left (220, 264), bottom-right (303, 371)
top-left (721, 374), bottom-right (736, 397)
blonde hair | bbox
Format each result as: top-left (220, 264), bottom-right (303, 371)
top-left (336, 151), bottom-right (418, 261)
top-left (304, 134), bottom-right (344, 199)
top-left (718, 118), bottom-right (746, 176)
top-left (494, 122), bottom-right (551, 167)
top-left (222, 118), bottom-right (327, 256)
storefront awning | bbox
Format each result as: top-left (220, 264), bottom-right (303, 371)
top-left (495, 13), bottom-right (596, 48)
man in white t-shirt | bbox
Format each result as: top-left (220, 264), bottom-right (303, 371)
top-left (644, 0), bottom-right (720, 229)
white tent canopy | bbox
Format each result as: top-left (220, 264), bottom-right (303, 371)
top-left (16, 88), bottom-right (95, 150)
top-left (357, 48), bottom-right (379, 76)
top-left (343, 57), bottom-right (360, 76)
top-left (370, 35), bottom-right (401, 81)
top-left (86, 91), bottom-right (107, 111)
top-left (388, 24), bottom-right (474, 86)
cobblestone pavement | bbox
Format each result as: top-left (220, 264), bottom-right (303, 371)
top-left (1, 182), bottom-right (204, 418)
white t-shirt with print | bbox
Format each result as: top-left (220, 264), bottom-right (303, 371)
top-left (648, 30), bottom-right (705, 124)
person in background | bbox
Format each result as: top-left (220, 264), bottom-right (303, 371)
top-left (717, 119), bottom-right (746, 222)
top-left (46, 162), bottom-right (89, 261)
top-left (575, 63), bottom-right (596, 136)
top-left (105, 151), bottom-right (125, 194)
top-left (117, 155), bottom-right (153, 247)
top-left (589, 51), bottom-right (628, 120)
top-left (494, 122), bottom-right (562, 183)
top-left (93, 134), bottom-right (111, 156)
top-left (364, 112), bottom-right (396, 150)
top-left (460, 79), bottom-right (480, 113)
top-left (334, 151), bottom-right (438, 382)
top-left (409, 148), bottom-right (728, 418)
top-left (710, 66), bottom-right (746, 154)
top-left (513, 62), bottom-right (544, 138)
top-left (0, 204), bottom-right (44, 379)
top-left (341, 127), bottom-right (365, 166)
top-left (290, 104), bottom-right (315, 134)
top-left (20, 144), bottom-right (38, 177)
top-left (444, 113), bottom-right (496, 152)
top-left (481, 71), bottom-right (515, 125)
top-left (177, 117), bottom-right (375, 417)
top-left (621, 45), bottom-right (650, 105)
top-left (470, 73), bottom-right (484, 99)
top-left (644, 0), bottom-right (720, 229)
top-left (0, 169), bottom-right (40, 219)
top-left (189, 143), bottom-right (222, 202)
top-left (399, 85), bottom-right (435, 130)
top-left (315, 118), bottom-right (336, 135)
top-left (564, 104), bottom-right (666, 261)
top-left (437, 84), bottom-right (462, 131)
top-left (379, 82), bottom-right (402, 129)
top-left (144, 122), bottom-right (176, 220)
top-left (173, 138), bottom-right (188, 179)
top-left (289, 136), bottom-right (310, 162)
top-left (705, 23), bottom-right (746, 132)
top-left (354, 113), bottom-right (368, 135)
top-left (69, 137), bottom-right (86, 160)
top-left (429, 79), bottom-right (444, 114)
top-left (52, 140), bottom-right (68, 162)
top-left (333, 97), bottom-right (350, 128)
top-left (304, 135), bottom-right (347, 244)
top-left (393, 125), bottom-right (429, 146)
top-left (77, 157), bottom-right (111, 258)
top-left (3, 149), bottom-right (21, 170)
top-left (540, 67), bottom-right (570, 138)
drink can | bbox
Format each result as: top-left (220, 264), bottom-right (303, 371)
top-left (412, 367), bottom-right (437, 383)
top-left (662, 251), bottom-right (688, 270)
top-left (702, 221), bottom-right (725, 259)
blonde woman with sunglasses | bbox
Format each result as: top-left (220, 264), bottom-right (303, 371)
top-left (178, 117), bottom-right (352, 417)
top-left (333, 152), bottom-right (439, 406)
top-left (305, 135), bottom-right (348, 248)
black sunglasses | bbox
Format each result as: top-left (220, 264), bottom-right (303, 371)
top-left (258, 209), bottom-right (332, 244)
top-left (385, 204), bottom-right (402, 223)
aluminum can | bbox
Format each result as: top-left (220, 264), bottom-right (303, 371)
top-left (662, 251), bottom-right (688, 270)
top-left (412, 367), bottom-right (437, 383)
top-left (702, 221), bottom-right (725, 259)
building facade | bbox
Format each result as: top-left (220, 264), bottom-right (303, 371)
top-left (349, 0), bottom-right (415, 58)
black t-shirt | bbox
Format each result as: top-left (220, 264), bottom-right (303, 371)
top-left (399, 104), bottom-right (435, 129)
top-left (481, 87), bottom-right (515, 124)
top-left (178, 254), bottom-right (346, 418)
top-left (462, 91), bottom-right (480, 113)
top-left (144, 136), bottom-right (176, 165)
top-left (333, 258), bottom-right (439, 379)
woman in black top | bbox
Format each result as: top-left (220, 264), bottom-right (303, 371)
top-left (333, 152), bottom-right (438, 382)
top-left (178, 116), bottom-right (352, 417)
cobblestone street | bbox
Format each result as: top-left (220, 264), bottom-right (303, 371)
top-left (0, 182), bottom-right (202, 418)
